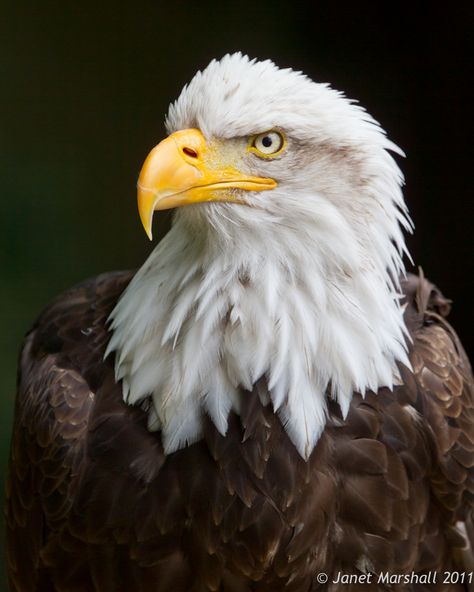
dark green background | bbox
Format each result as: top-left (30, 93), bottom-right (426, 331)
top-left (1, 2), bottom-right (472, 587)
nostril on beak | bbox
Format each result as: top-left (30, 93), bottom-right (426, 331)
top-left (182, 147), bottom-right (198, 158)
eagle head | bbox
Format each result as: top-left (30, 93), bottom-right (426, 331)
top-left (108, 53), bottom-right (412, 458)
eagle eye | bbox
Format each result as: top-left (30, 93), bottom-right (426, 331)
top-left (249, 131), bottom-right (286, 158)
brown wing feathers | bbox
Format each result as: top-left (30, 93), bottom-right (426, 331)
top-left (5, 270), bottom-right (474, 591)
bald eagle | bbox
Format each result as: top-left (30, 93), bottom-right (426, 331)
top-left (6, 54), bottom-right (474, 592)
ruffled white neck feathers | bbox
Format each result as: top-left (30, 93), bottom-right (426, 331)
top-left (108, 198), bottom-right (410, 458)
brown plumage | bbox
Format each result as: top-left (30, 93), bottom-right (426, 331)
top-left (5, 269), bottom-right (474, 591)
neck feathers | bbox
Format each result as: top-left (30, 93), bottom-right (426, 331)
top-left (107, 207), bottom-right (410, 459)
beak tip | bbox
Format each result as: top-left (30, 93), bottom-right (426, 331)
top-left (138, 212), bottom-right (153, 241)
top-left (141, 219), bottom-right (153, 241)
top-left (137, 198), bottom-right (154, 240)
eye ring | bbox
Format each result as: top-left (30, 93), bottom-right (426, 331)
top-left (249, 130), bottom-right (286, 158)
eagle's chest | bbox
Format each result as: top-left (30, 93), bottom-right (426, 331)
top-left (77, 375), bottom-right (341, 576)
top-left (68, 363), bottom-right (444, 589)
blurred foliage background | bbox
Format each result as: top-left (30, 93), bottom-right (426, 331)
top-left (1, 2), bottom-right (472, 587)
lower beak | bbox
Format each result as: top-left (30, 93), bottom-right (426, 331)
top-left (137, 128), bottom-right (277, 239)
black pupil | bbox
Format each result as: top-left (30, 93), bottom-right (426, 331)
top-left (262, 135), bottom-right (273, 148)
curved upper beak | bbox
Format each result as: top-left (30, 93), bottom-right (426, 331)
top-left (137, 128), bottom-right (277, 239)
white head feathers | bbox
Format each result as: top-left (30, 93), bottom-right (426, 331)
top-left (107, 53), bottom-right (412, 458)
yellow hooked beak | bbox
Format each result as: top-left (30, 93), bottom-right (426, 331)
top-left (137, 128), bottom-right (277, 239)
